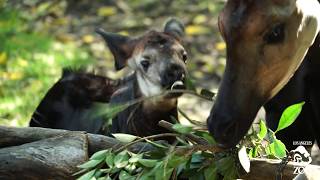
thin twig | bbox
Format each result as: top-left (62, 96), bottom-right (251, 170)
top-left (177, 107), bottom-right (207, 128)
top-left (114, 133), bottom-right (179, 153)
top-left (158, 120), bottom-right (209, 145)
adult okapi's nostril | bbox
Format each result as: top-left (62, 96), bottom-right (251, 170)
top-left (161, 63), bottom-right (185, 88)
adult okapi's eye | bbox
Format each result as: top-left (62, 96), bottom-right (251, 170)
top-left (140, 60), bottom-right (150, 71)
top-left (264, 23), bottom-right (285, 44)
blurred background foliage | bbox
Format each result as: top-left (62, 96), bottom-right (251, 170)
top-left (0, 0), bottom-right (226, 126)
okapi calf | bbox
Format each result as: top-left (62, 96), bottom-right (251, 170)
top-left (30, 19), bottom-right (187, 139)
top-left (96, 19), bottom-right (187, 138)
top-left (207, 0), bottom-right (320, 150)
top-left (30, 69), bottom-right (122, 134)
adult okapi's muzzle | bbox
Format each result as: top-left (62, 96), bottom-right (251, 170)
top-left (207, 65), bottom-right (265, 148)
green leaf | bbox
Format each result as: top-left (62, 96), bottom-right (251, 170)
top-left (172, 124), bottom-right (193, 134)
top-left (95, 103), bottom-right (131, 120)
top-left (204, 163), bottom-right (217, 180)
top-left (185, 76), bottom-right (196, 91)
top-left (114, 151), bottom-right (130, 168)
top-left (77, 169), bottom-right (96, 180)
top-left (154, 162), bottom-right (173, 180)
top-left (90, 150), bottom-right (108, 160)
top-left (77, 159), bottom-right (103, 169)
top-left (125, 163), bottom-right (137, 174)
top-left (94, 169), bottom-right (103, 178)
top-left (112, 133), bottom-right (138, 143)
top-left (269, 139), bottom-right (287, 158)
top-left (128, 153), bottom-right (143, 163)
top-left (138, 159), bottom-right (158, 167)
top-left (105, 151), bottom-right (114, 167)
top-left (257, 120), bottom-right (267, 140)
top-left (215, 157), bottom-right (236, 177)
top-left (275, 102), bottom-right (305, 133)
top-left (248, 147), bottom-right (258, 158)
top-left (195, 131), bottom-right (217, 145)
top-left (167, 154), bottom-right (188, 167)
top-left (119, 170), bottom-right (134, 180)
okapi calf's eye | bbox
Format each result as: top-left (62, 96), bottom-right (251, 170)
top-left (263, 23), bottom-right (285, 44)
top-left (181, 50), bottom-right (188, 63)
top-left (140, 58), bottom-right (151, 71)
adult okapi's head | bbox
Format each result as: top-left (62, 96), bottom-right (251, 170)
top-left (96, 19), bottom-right (187, 100)
top-left (207, 0), bottom-right (320, 148)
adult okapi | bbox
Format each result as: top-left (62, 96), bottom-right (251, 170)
top-left (207, 0), bottom-right (320, 150)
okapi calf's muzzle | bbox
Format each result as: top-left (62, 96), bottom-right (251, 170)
top-left (97, 19), bottom-right (187, 139)
top-left (207, 0), bottom-right (320, 148)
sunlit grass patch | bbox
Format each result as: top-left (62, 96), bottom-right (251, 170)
top-left (0, 6), bottom-right (94, 126)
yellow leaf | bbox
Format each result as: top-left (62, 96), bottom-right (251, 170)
top-left (118, 31), bottom-right (129, 36)
top-left (17, 58), bottom-right (28, 67)
top-left (9, 72), bottom-right (24, 80)
top-left (0, 52), bottom-right (7, 65)
top-left (0, 72), bottom-right (9, 79)
top-left (193, 15), bottom-right (207, 24)
top-left (82, 35), bottom-right (95, 43)
top-left (53, 17), bottom-right (69, 25)
top-left (98, 6), bottom-right (117, 17)
top-left (186, 25), bottom-right (210, 35)
top-left (56, 33), bottom-right (75, 43)
top-left (215, 42), bottom-right (226, 51)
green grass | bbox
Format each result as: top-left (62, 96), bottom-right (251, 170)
top-left (0, 6), bottom-right (94, 126)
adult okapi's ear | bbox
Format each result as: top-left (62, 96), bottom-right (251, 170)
top-left (96, 28), bottom-right (136, 70)
top-left (164, 18), bottom-right (185, 41)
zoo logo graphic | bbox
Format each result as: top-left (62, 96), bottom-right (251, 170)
top-left (292, 146), bottom-right (312, 175)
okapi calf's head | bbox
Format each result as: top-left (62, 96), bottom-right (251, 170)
top-left (97, 19), bottom-right (187, 138)
top-left (207, 0), bottom-right (320, 148)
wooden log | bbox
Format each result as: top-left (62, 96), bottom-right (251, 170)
top-left (0, 133), bottom-right (88, 180)
top-left (0, 126), bottom-right (155, 155)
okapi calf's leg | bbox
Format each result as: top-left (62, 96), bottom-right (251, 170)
top-left (96, 19), bottom-right (187, 141)
top-left (30, 69), bottom-right (121, 134)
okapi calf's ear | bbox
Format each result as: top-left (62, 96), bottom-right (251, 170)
top-left (164, 18), bottom-right (185, 41)
top-left (96, 28), bottom-right (137, 70)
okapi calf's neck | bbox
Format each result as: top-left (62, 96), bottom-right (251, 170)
top-left (207, 0), bottom-right (320, 149)
top-left (97, 19), bottom-right (187, 139)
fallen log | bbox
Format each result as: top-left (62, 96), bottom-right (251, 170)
top-left (0, 126), bottom-right (152, 156)
top-left (0, 133), bottom-right (88, 180)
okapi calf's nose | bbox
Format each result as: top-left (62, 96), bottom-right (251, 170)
top-left (161, 63), bottom-right (185, 89)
